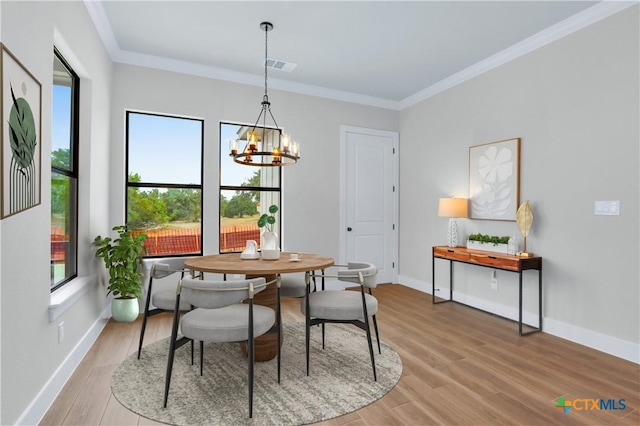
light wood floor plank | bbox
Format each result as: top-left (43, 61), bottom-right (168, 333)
top-left (41, 284), bottom-right (639, 425)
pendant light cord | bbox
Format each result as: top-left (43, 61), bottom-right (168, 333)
top-left (264, 24), bottom-right (268, 100)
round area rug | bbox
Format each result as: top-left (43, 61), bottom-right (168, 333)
top-left (111, 321), bottom-right (402, 425)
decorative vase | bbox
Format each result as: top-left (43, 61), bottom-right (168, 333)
top-left (261, 231), bottom-right (280, 260)
top-left (262, 230), bottom-right (278, 250)
top-left (111, 297), bottom-right (139, 322)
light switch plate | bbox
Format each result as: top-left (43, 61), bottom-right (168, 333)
top-left (595, 201), bottom-right (620, 216)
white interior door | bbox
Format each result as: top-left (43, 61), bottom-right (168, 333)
top-left (340, 126), bottom-right (398, 284)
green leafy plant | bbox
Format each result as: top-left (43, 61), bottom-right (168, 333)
top-left (257, 204), bottom-right (278, 232)
top-left (94, 225), bottom-right (147, 299)
top-left (467, 233), bottom-right (510, 246)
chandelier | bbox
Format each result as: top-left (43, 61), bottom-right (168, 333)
top-left (229, 22), bottom-right (300, 167)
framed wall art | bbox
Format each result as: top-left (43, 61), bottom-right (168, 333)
top-left (469, 138), bottom-right (520, 221)
top-left (1, 43), bottom-right (42, 219)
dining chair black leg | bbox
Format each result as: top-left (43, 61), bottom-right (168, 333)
top-left (276, 286), bottom-right (282, 384)
top-left (321, 323), bottom-right (325, 350)
top-left (137, 276), bottom-right (154, 359)
top-left (368, 288), bottom-right (381, 354)
top-left (200, 340), bottom-right (204, 376)
top-left (163, 297), bottom-right (182, 407)
top-left (364, 318), bottom-right (377, 382)
top-left (248, 300), bottom-right (255, 418)
top-left (191, 340), bottom-right (195, 365)
top-left (372, 314), bottom-right (381, 354)
top-left (163, 342), bottom-right (176, 408)
top-left (137, 310), bottom-right (149, 359)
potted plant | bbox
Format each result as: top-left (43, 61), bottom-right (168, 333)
top-left (257, 204), bottom-right (279, 259)
top-left (467, 233), bottom-right (510, 254)
top-left (95, 225), bottom-right (147, 322)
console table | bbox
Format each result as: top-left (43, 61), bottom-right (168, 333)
top-left (432, 246), bottom-right (543, 336)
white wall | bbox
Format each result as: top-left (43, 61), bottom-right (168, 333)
top-left (110, 64), bottom-right (399, 260)
top-left (0, 2), bottom-right (113, 424)
top-left (398, 6), bottom-right (639, 360)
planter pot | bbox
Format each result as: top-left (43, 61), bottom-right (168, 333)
top-left (466, 240), bottom-right (509, 254)
top-left (262, 231), bottom-right (279, 250)
top-left (261, 249), bottom-right (281, 260)
top-left (111, 297), bottom-right (139, 322)
top-left (261, 231), bottom-right (280, 260)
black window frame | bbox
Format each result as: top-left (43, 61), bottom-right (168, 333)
top-left (125, 111), bottom-right (204, 259)
top-left (219, 121), bottom-right (282, 253)
top-left (51, 47), bottom-right (79, 292)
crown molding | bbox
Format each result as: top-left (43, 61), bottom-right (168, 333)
top-left (83, 0), bottom-right (119, 54)
top-left (398, 0), bottom-right (638, 110)
top-left (85, 0), bottom-right (637, 112)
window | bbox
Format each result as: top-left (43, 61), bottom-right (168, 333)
top-left (219, 122), bottom-right (281, 253)
top-left (126, 112), bottom-right (203, 257)
top-left (51, 49), bottom-right (79, 291)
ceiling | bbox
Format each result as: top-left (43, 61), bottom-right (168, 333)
top-left (86, 1), bottom-right (613, 109)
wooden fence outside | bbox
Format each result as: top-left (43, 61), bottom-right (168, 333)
top-left (51, 226), bottom-right (261, 260)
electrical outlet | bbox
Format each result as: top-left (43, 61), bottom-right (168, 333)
top-left (58, 322), bottom-right (64, 343)
top-left (491, 271), bottom-right (498, 290)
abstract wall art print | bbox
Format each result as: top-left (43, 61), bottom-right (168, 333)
top-left (469, 138), bottom-right (520, 221)
top-left (1, 44), bottom-right (42, 219)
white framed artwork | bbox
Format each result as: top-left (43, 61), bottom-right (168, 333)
top-left (469, 138), bottom-right (520, 221)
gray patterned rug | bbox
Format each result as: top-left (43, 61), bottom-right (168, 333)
top-left (111, 321), bottom-right (402, 425)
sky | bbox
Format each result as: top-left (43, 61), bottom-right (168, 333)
top-left (53, 89), bottom-right (268, 197)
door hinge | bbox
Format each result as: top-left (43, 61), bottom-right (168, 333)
top-left (392, 224), bottom-right (395, 230)
top-left (392, 185), bottom-right (395, 192)
top-left (392, 147), bottom-right (395, 154)
top-left (393, 262), bottom-right (395, 268)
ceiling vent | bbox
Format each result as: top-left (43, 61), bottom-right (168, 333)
top-left (264, 57), bottom-right (297, 72)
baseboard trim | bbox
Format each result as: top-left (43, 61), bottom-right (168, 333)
top-left (543, 317), bottom-right (640, 364)
top-left (397, 274), bottom-right (639, 364)
top-left (16, 305), bottom-right (111, 425)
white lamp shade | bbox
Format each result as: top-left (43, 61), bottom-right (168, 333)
top-left (438, 198), bottom-right (468, 218)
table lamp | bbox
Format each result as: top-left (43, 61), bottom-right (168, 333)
top-left (438, 197), bottom-right (468, 247)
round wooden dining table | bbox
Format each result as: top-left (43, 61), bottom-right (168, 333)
top-left (184, 252), bottom-right (334, 361)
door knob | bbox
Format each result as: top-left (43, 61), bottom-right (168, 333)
top-left (347, 227), bottom-right (352, 231)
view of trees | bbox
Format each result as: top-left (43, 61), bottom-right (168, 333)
top-left (127, 170), bottom-right (262, 229)
top-left (127, 173), bottom-right (201, 229)
top-left (51, 148), bottom-right (264, 231)
top-left (51, 148), bottom-right (71, 227)
top-left (221, 170), bottom-right (261, 218)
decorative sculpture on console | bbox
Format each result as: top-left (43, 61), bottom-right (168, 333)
top-left (516, 200), bottom-right (534, 257)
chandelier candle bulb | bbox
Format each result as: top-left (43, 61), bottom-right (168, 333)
top-left (272, 147), bottom-right (281, 164)
top-left (249, 132), bottom-right (258, 151)
top-left (230, 139), bottom-right (238, 155)
top-left (292, 141), bottom-right (300, 157)
top-left (282, 134), bottom-right (290, 153)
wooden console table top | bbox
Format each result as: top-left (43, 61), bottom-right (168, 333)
top-left (433, 246), bottom-right (542, 272)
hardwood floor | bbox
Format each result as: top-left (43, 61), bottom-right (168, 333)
top-left (41, 284), bottom-right (639, 425)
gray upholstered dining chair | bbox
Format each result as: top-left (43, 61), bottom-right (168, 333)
top-left (137, 258), bottom-right (196, 359)
top-left (163, 276), bottom-right (281, 418)
top-left (279, 272), bottom-right (315, 298)
top-left (301, 261), bottom-right (380, 381)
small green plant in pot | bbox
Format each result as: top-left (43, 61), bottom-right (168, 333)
top-left (467, 233), bottom-right (510, 246)
top-left (95, 225), bottom-right (147, 322)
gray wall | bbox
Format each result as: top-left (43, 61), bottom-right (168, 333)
top-left (399, 6), bottom-right (639, 354)
top-left (0, 1), bottom-right (114, 424)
